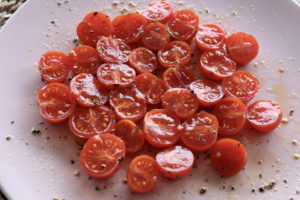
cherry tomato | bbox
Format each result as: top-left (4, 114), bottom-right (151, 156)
top-left (76, 11), bottom-right (112, 47)
top-left (247, 100), bottom-right (282, 133)
top-left (37, 83), bottom-right (75, 123)
top-left (69, 106), bottom-right (116, 139)
top-left (213, 97), bottom-right (246, 135)
top-left (96, 36), bottom-right (131, 63)
top-left (70, 73), bottom-right (108, 107)
top-left (163, 66), bottom-right (194, 89)
top-left (38, 51), bottom-right (70, 83)
top-left (156, 145), bottom-right (194, 179)
top-left (225, 32), bottom-right (259, 65)
top-left (196, 23), bottom-right (227, 51)
top-left (135, 73), bottom-right (167, 104)
top-left (162, 88), bottom-right (199, 120)
top-left (127, 155), bottom-right (158, 193)
top-left (181, 111), bottom-right (218, 152)
top-left (141, 1), bottom-right (173, 23)
top-left (210, 138), bottom-right (247, 177)
top-left (97, 63), bottom-right (136, 90)
top-left (112, 13), bottom-right (147, 44)
top-left (109, 86), bottom-right (147, 122)
top-left (200, 49), bottom-right (236, 81)
top-left (113, 120), bottom-right (145, 153)
top-left (158, 41), bottom-right (191, 68)
top-left (68, 45), bottom-right (101, 75)
top-left (222, 71), bottom-right (260, 103)
top-left (129, 47), bottom-right (157, 74)
top-left (80, 134), bottom-right (126, 178)
top-left (142, 22), bottom-right (171, 52)
top-left (189, 79), bottom-right (224, 107)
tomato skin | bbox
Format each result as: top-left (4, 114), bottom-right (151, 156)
top-left (129, 47), bottom-right (157, 74)
top-left (225, 32), bottom-right (259, 65)
top-left (163, 66), bottom-right (194, 89)
top-left (210, 138), bottom-right (247, 177)
top-left (80, 134), bottom-right (126, 179)
top-left (141, 1), bottom-right (173, 23)
top-left (247, 100), bottom-right (282, 133)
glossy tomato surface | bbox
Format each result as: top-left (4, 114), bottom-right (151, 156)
top-left (129, 47), bottom-right (157, 74)
top-left (141, 1), bottom-right (173, 23)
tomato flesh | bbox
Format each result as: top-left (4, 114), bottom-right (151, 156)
top-left (163, 66), bottom-right (194, 89)
top-left (141, 1), bottom-right (173, 23)
top-left (129, 47), bottom-right (157, 74)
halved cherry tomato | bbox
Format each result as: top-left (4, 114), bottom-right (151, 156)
top-left (225, 32), bottom-right (259, 65)
top-left (196, 23), bottom-right (227, 51)
top-left (96, 36), bottom-right (131, 63)
top-left (39, 51), bottom-right (70, 83)
top-left (80, 134), bottom-right (125, 178)
top-left (37, 83), bottom-right (75, 123)
top-left (141, 1), bottom-right (173, 23)
top-left (162, 88), bottom-right (199, 120)
top-left (109, 86), bottom-right (147, 122)
top-left (163, 66), bottom-right (194, 89)
top-left (112, 13), bottom-right (147, 44)
top-left (69, 106), bottom-right (116, 139)
top-left (213, 97), bottom-right (246, 135)
top-left (158, 41), bottom-right (191, 68)
top-left (127, 155), bottom-right (158, 193)
top-left (68, 45), bottom-right (101, 75)
top-left (189, 79), bottom-right (224, 107)
top-left (129, 47), bottom-right (157, 74)
top-left (247, 100), bottom-right (282, 133)
top-left (144, 109), bottom-right (181, 148)
top-left (181, 111), bottom-right (218, 152)
top-left (210, 138), bottom-right (247, 177)
top-left (156, 146), bottom-right (194, 179)
top-left (135, 73), bottom-right (167, 104)
top-left (70, 73), bottom-right (108, 107)
top-left (113, 120), bottom-right (145, 153)
top-left (200, 49), bottom-right (236, 81)
top-left (142, 22), bottom-right (171, 52)
top-left (76, 11), bottom-right (112, 47)
top-left (97, 63), bottom-right (136, 90)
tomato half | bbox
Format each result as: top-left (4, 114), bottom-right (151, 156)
top-left (129, 47), bottom-right (157, 74)
top-left (156, 146), bottom-right (194, 179)
top-left (210, 138), bottom-right (247, 177)
top-left (247, 100), bottom-right (282, 133)
top-left (144, 109), bottom-right (181, 148)
top-left (213, 97), bottom-right (246, 135)
top-left (141, 1), bottom-right (173, 23)
top-left (80, 134), bottom-right (126, 178)
top-left (37, 83), bottom-right (75, 123)
top-left (127, 155), bottom-right (158, 193)
top-left (163, 66), bottom-right (194, 89)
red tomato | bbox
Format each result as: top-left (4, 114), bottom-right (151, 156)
top-left (69, 106), bottom-right (116, 139)
top-left (113, 120), bottom-right (145, 153)
top-left (141, 1), bottom-right (173, 23)
top-left (127, 155), bottom-right (158, 193)
top-left (80, 134), bottom-right (126, 178)
top-left (70, 73), bottom-right (108, 107)
top-left (162, 88), bottom-right (199, 120)
top-left (142, 22), bottom-right (171, 52)
top-left (196, 24), bottom-right (227, 51)
top-left (38, 51), bottom-right (70, 83)
top-left (181, 111), bottom-right (219, 152)
top-left (163, 66), bottom-right (194, 89)
top-left (222, 71), bottom-right (260, 103)
top-left (112, 13), bottom-right (147, 44)
top-left (158, 41), bottom-right (191, 68)
top-left (189, 79), bottom-right (224, 107)
top-left (37, 83), bottom-right (75, 123)
top-left (96, 63), bottom-right (136, 90)
top-left (247, 100), bottom-right (282, 133)
top-left (129, 47), bottom-right (157, 74)
top-left (76, 11), bottom-right (112, 47)
top-left (68, 45), bottom-right (101, 75)
top-left (96, 36), bottom-right (131, 63)
top-left (156, 146), bottom-right (194, 179)
top-left (213, 97), bottom-right (246, 135)
top-left (135, 73), bottom-right (167, 104)
top-left (225, 32), bottom-right (259, 65)
top-left (200, 49), bottom-right (236, 81)
top-left (167, 10), bottom-right (199, 41)
top-left (210, 138), bottom-right (247, 177)
top-left (109, 86), bottom-right (147, 122)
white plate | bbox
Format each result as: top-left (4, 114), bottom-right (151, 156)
top-left (1, 0), bottom-right (300, 199)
